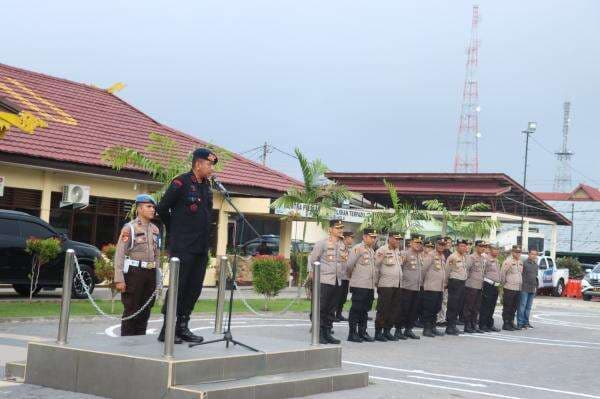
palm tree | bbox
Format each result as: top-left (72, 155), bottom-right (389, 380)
top-left (422, 198), bottom-right (501, 241)
top-left (102, 132), bottom-right (231, 206)
top-left (271, 148), bottom-right (351, 286)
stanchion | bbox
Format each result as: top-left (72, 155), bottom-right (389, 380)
top-left (164, 257), bottom-right (180, 359)
top-left (214, 256), bottom-right (228, 334)
top-left (311, 261), bottom-right (321, 346)
top-left (57, 249), bottom-right (75, 345)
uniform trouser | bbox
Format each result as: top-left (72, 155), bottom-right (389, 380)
top-left (421, 290), bottom-right (443, 327)
top-left (437, 289), bottom-right (448, 323)
top-left (479, 282), bottom-right (499, 328)
top-left (161, 252), bottom-right (208, 320)
top-left (121, 267), bottom-right (157, 336)
top-left (446, 278), bottom-right (466, 326)
top-left (349, 287), bottom-right (375, 326)
top-left (396, 288), bottom-right (422, 330)
top-left (320, 282), bottom-right (339, 329)
top-left (375, 287), bottom-right (400, 329)
top-left (336, 279), bottom-right (350, 316)
top-left (502, 288), bottom-right (521, 323)
top-left (463, 287), bottom-right (482, 325)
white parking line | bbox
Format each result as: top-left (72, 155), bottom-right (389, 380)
top-left (489, 333), bottom-right (600, 346)
top-left (460, 334), bottom-right (591, 348)
top-left (344, 361), bottom-right (600, 398)
top-left (370, 376), bottom-right (523, 399)
top-left (407, 375), bottom-right (487, 387)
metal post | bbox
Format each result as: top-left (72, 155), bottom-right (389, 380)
top-left (214, 256), bottom-right (228, 334)
top-left (311, 261), bottom-right (320, 345)
top-left (570, 203), bottom-right (575, 251)
top-left (57, 249), bottom-right (75, 345)
top-left (164, 257), bottom-right (180, 359)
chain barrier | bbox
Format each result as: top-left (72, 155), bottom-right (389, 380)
top-left (73, 255), bottom-right (160, 321)
top-left (225, 261), bottom-right (310, 317)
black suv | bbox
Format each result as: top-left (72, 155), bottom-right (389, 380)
top-left (0, 210), bottom-right (101, 298)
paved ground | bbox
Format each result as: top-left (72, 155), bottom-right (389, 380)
top-left (1, 296), bottom-right (599, 398)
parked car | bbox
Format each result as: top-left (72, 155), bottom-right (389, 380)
top-left (240, 235), bottom-right (314, 256)
top-left (520, 254), bottom-right (569, 296)
top-left (0, 210), bottom-right (101, 298)
top-left (581, 263), bottom-right (600, 301)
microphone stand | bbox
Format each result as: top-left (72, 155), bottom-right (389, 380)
top-left (189, 178), bottom-right (260, 352)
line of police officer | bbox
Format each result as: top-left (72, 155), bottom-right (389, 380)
top-left (308, 219), bottom-right (526, 344)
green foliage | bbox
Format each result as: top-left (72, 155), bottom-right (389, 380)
top-left (94, 244), bottom-right (117, 285)
top-left (557, 256), bottom-right (583, 278)
top-left (291, 251), bottom-right (309, 284)
top-left (102, 132), bottom-right (233, 214)
top-left (252, 255), bottom-right (290, 310)
top-left (422, 199), bottom-right (501, 240)
top-left (25, 237), bottom-right (61, 266)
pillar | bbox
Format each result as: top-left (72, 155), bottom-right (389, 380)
top-left (279, 219), bottom-right (292, 259)
top-left (550, 223), bottom-right (558, 259)
top-left (215, 207), bottom-right (229, 256)
top-left (40, 171), bottom-right (52, 222)
top-left (522, 219), bottom-right (530, 251)
top-left (488, 214), bottom-right (498, 243)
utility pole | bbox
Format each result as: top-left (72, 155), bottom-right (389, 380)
top-left (259, 142), bottom-right (270, 166)
top-left (520, 122), bottom-right (537, 248)
top-left (570, 203), bottom-right (575, 251)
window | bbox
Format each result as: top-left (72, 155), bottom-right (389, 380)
top-left (19, 221), bottom-right (55, 239)
top-left (0, 218), bottom-right (19, 236)
top-left (538, 258), bottom-right (548, 269)
top-left (547, 258), bottom-right (554, 268)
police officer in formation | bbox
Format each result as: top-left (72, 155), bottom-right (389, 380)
top-left (421, 238), bottom-right (448, 338)
top-left (445, 239), bottom-right (469, 335)
top-left (307, 219), bottom-right (347, 344)
top-left (346, 228), bottom-right (379, 342)
top-left (335, 231), bottom-right (355, 322)
top-left (373, 231), bottom-right (403, 342)
top-left (463, 240), bottom-right (488, 333)
top-left (114, 194), bottom-right (161, 336)
top-left (396, 235), bottom-right (425, 340)
top-left (479, 243), bottom-right (501, 332)
top-left (501, 245), bottom-right (524, 331)
top-left (156, 147), bottom-right (217, 344)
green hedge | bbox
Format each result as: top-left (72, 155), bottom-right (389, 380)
top-left (252, 255), bottom-right (289, 310)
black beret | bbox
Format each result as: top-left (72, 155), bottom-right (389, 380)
top-left (192, 148), bottom-right (218, 164)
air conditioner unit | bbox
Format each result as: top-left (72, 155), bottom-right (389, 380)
top-left (61, 184), bottom-right (90, 207)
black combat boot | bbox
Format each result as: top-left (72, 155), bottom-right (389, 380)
top-left (473, 323), bottom-right (484, 334)
top-left (176, 317), bottom-right (204, 343)
top-left (319, 326), bottom-right (330, 344)
top-left (394, 328), bottom-right (407, 340)
top-left (326, 328), bottom-right (341, 344)
top-left (432, 326), bottom-right (445, 336)
top-left (445, 324), bottom-right (460, 336)
top-left (422, 323), bottom-right (435, 338)
top-left (479, 324), bottom-right (490, 332)
top-left (347, 321), bottom-right (363, 342)
top-left (336, 313), bottom-right (347, 322)
top-left (359, 322), bottom-right (375, 342)
top-left (157, 316), bottom-right (183, 344)
top-left (464, 322), bottom-right (475, 334)
top-left (502, 321), bottom-right (515, 331)
top-left (488, 325), bottom-right (501, 332)
top-left (404, 329), bottom-right (420, 340)
top-left (374, 328), bottom-right (388, 342)
top-left (383, 328), bottom-right (397, 341)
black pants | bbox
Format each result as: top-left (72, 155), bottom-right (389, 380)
top-left (349, 287), bottom-right (375, 326)
top-left (162, 252), bottom-right (208, 320)
top-left (502, 288), bottom-right (520, 323)
top-left (479, 282), bottom-right (499, 328)
top-left (121, 267), bottom-right (157, 336)
top-left (320, 282), bottom-right (339, 329)
top-left (446, 278), bottom-right (466, 326)
top-left (421, 290), bottom-right (443, 327)
top-left (336, 279), bottom-right (350, 316)
top-left (376, 287), bottom-right (400, 329)
top-left (397, 288), bottom-right (421, 330)
top-left (463, 287), bottom-right (482, 325)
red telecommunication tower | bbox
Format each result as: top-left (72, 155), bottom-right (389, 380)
top-left (454, 5), bottom-right (481, 173)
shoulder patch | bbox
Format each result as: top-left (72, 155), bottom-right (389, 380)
top-left (119, 227), bottom-right (130, 242)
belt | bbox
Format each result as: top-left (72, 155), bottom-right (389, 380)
top-left (484, 278), bottom-right (500, 287)
top-left (125, 259), bottom-right (156, 269)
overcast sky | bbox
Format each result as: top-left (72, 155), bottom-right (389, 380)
top-left (5, 0), bottom-right (599, 191)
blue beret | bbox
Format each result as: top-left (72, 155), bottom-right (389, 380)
top-left (135, 194), bottom-right (156, 206)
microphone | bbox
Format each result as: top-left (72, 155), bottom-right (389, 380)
top-left (211, 176), bottom-right (228, 193)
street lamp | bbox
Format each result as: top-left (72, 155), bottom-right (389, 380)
top-left (520, 121), bottom-right (537, 249)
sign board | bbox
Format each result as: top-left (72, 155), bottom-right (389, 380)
top-left (0, 176), bottom-right (4, 197)
top-left (274, 203), bottom-right (372, 224)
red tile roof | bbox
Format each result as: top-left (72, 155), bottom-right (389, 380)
top-left (0, 63), bottom-right (300, 194)
top-left (535, 183), bottom-right (600, 202)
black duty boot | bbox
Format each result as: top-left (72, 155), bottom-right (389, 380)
top-left (394, 328), bottom-right (407, 340)
top-left (464, 322), bottom-right (475, 334)
top-left (414, 319), bottom-right (424, 329)
top-left (326, 328), bottom-right (341, 344)
top-left (422, 324), bottom-right (435, 338)
top-left (383, 328), bottom-right (397, 341)
top-left (176, 318), bottom-right (204, 343)
top-left (404, 329), bottom-right (420, 340)
top-left (473, 323), bottom-right (484, 333)
top-left (488, 325), bottom-right (501, 332)
top-left (359, 323), bottom-right (375, 342)
top-left (157, 317), bottom-right (183, 344)
top-left (445, 324), bottom-right (460, 336)
top-left (319, 327), bottom-right (329, 344)
top-left (479, 325), bottom-right (490, 332)
top-left (374, 328), bottom-right (388, 342)
top-left (347, 322), bottom-right (363, 342)
top-left (432, 326), bottom-right (445, 336)
top-left (502, 321), bottom-right (515, 331)
top-left (336, 313), bottom-right (347, 322)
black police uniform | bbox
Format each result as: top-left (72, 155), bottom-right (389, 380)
top-left (157, 169), bottom-right (213, 342)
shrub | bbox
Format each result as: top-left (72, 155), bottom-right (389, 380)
top-left (557, 256), bottom-right (583, 278)
top-left (25, 237), bottom-right (61, 302)
top-left (252, 255), bottom-right (289, 310)
top-left (94, 244), bottom-right (118, 312)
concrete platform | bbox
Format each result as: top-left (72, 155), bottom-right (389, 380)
top-left (17, 329), bottom-right (368, 399)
